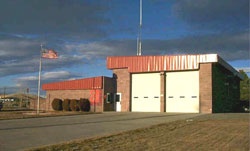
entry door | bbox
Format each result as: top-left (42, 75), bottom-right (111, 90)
top-left (132, 73), bottom-right (161, 112)
top-left (166, 71), bottom-right (199, 113)
top-left (115, 93), bottom-right (121, 112)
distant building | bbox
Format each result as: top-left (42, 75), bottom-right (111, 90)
top-left (43, 54), bottom-right (243, 113)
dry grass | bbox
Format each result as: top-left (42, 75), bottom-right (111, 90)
top-left (29, 113), bottom-right (250, 151)
top-left (0, 110), bottom-right (96, 120)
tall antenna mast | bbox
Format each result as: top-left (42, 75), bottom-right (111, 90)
top-left (137, 0), bottom-right (142, 56)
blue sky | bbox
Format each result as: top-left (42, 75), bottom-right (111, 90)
top-left (0, 0), bottom-right (249, 95)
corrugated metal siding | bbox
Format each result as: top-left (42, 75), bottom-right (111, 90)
top-left (42, 76), bottom-right (103, 90)
top-left (107, 54), bottom-right (218, 73)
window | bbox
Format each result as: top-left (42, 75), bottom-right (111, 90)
top-left (115, 93), bottom-right (121, 102)
top-left (106, 93), bottom-right (114, 103)
top-left (106, 93), bottom-right (121, 103)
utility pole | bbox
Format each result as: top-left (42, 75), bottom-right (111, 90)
top-left (3, 87), bottom-right (6, 101)
top-left (26, 88), bottom-right (29, 108)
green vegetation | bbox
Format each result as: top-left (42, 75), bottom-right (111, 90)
top-left (62, 99), bottom-right (71, 111)
top-left (62, 98), bottom-right (91, 112)
top-left (52, 98), bottom-right (63, 111)
top-left (239, 70), bottom-right (249, 112)
top-left (70, 99), bottom-right (80, 111)
top-left (212, 64), bottom-right (240, 112)
top-left (240, 70), bottom-right (250, 101)
top-left (79, 98), bottom-right (90, 112)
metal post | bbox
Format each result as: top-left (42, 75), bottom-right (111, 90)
top-left (37, 44), bottom-right (43, 115)
top-left (3, 87), bottom-right (6, 101)
top-left (137, 0), bottom-right (142, 56)
top-left (93, 78), bottom-right (96, 112)
top-left (26, 88), bottom-right (29, 108)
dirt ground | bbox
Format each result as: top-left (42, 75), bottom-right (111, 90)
top-left (29, 113), bottom-right (250, 151)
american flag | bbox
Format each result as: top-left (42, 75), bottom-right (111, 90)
top-left (42, 49), bottom-right (58, 59)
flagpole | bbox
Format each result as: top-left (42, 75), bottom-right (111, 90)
top-left (137, 0), bottom-right (142, 56)
top-left (37, 44), bottom-right (43, 115)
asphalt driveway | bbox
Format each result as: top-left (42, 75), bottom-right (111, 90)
top-left (0, 112), bottom-right (201, 151)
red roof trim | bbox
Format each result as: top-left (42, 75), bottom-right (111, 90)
top-left (107, 54), bottom-right (243, 79)
top-left (42, 76), bottom-right (103, 90)
top-left (107, 54), bottom-right (218, 72)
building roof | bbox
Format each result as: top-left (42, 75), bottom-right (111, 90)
top-left (107, 54), bottom-right (243, 79)
top-left (42, 76), bottom-right (104, 90)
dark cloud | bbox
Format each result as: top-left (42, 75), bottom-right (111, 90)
top-left (62, 30), bottom-right (249, 61)
top-left (173, 0), bottom-right (249, 32)
top-left (0, 0), bottom-right (110, 40)
top-left (0, 58), bottom-right (38, 77)
top-left (0, 38), bottom-right (40, 60)
top-left (143, 31), bottom-right (249, 60)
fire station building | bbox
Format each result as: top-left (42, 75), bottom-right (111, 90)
top-left (42, 54), bottom-right (242, 113)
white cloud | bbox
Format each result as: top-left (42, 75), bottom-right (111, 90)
top-left (42, 71), bottom-right (71, 80)
top-left (14, 70), bottom-right (81, 94)
top-left (16, 76), bottom-right (37, 81)
top-left (63, 40), bottom-right (136, 59)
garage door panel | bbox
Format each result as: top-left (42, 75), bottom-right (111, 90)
top-left (166, 71), bottom-right (199, 113)
top-left (167, 99), bottom-right (199, 113)
top-left (132, 98), bottom-right (160, 112)
top-left (132, 73), bottom-right (160, 112)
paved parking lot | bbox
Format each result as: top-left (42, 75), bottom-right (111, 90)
top-left (0, 112), bottom-right (201, 151)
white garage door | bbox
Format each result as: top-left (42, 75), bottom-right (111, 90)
top-left (166, 71), bottom-right (199, 113)
top-left (132, 73), bottom-right (161, 112)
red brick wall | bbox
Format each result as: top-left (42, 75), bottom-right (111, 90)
top-left (199, 63), bottom-right (213, 113)
top-left (113, 68), bottom-right (131, 111)
top-left (112, 65), bottom-right (214, 113)
top-left (46, 89), bottom-right (103, 112)
top-left (160, 72), bottom-right (166, 112)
